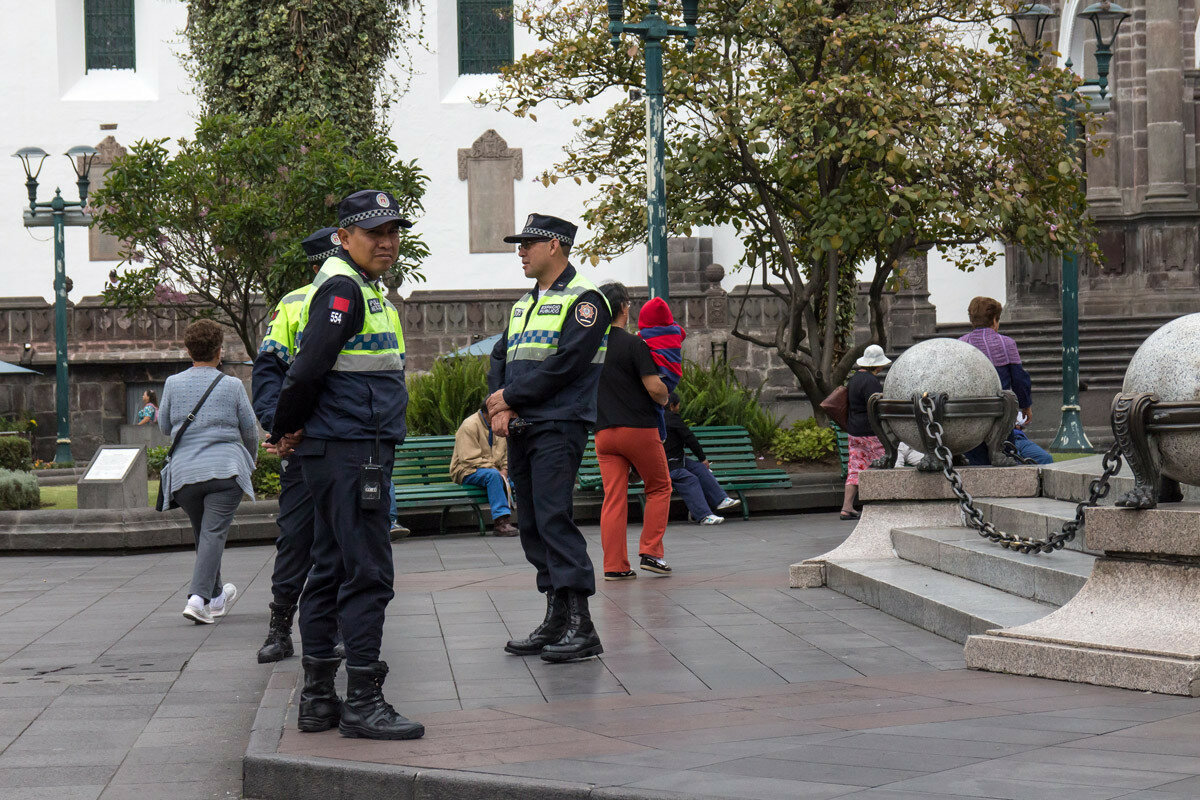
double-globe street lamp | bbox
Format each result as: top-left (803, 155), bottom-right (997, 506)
top-left (12, 145), bottom-right (100, 464)
top-left (1008, 2), bottom-right (1130, 453)
top-left (608, 0), bottom-right (699, 302)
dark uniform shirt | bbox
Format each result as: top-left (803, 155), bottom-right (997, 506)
top-left (487, 264), bottom-right (612, 424)
top-left (270, 248), bottom-right (407, 444)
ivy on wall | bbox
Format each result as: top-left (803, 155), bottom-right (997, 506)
top-left (184, 0), bottom-right (426, 137)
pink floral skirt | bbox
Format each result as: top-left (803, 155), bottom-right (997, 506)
top-left (846, 434), bottom-right (885, 486)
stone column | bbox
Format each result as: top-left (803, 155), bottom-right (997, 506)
top-left (1142, 0), bottom-right (1194, 209)
top-left (885, 248), bottom-right (937, 347)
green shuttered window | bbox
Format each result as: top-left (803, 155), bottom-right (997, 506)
top-left (458, 0), bottom-right (513, 75)
top-left (85, 0), bottom-right (136, 72)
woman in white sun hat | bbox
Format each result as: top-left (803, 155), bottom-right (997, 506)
top-left (840, 344), bottom-right (891, 520)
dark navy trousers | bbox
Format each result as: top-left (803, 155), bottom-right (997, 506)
top-left (269, 457), bottom-right (315, 607)
top-left (297, 439), bottom-right (395, 666)
top-left (507, 420), bottom-right (594, 596)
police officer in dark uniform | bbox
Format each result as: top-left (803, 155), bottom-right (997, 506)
top-left (269, 191), bottom-right (423, 741)
top-left (487, 214), bottom-right (612, 663)
top-left (251, 227), bottom-right (339, 663)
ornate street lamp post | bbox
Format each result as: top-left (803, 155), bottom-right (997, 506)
top-left (12, 145), bottom-right (98, 464)
top-left (1007, 2), bottom-right (1129, 453)
top-left (608, 0), bottom-right (699, 302)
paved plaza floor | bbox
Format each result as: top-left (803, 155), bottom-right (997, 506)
top-left (3, 511), bottom-right (1200, 799)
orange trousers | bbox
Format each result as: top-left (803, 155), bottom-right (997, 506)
top-left (596, 426), bottom-right (672, 573)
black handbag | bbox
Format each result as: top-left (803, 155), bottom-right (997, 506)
top-left (156, 373), bottom-right (225, 512)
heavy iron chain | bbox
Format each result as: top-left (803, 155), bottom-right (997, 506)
top-left (917, 394), bottom-right (1123, 555)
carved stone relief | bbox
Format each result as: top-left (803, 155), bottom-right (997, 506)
top-left (458, 130), bottom-right (522, 254)
top-left (84, 136), bottom-right (127, 262)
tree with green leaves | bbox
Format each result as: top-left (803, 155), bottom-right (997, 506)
top-left (94, 115), bottom-right (428, 356)
top-left (489, 0), bottom-right (1102, 411)
top-left (184, 0), bottom-right (425, 137)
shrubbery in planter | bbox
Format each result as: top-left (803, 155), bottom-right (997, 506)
top-left (252, 446), bottom-right (282, 498)
top-left (0, 437), bottom-right (32, 472)
top-left (406, 356), bottom-right (489, 436)
top-left (146, 446), bottom-right (168, 478)
top-left (0, 468), bottom-right (39, 510)
top-left (772, 418), bottom-right (836, 462)
top-left (676, 360), bottom-right (782, 452)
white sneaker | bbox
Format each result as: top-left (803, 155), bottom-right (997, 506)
top-left (700, 514), bottom-right (725, 525)
top-left (209, 583), bottom-right (237, 619)
top-left (716, 497), bottom-right (740, 511)
top-left (183, 597), bottom-right (213, 625)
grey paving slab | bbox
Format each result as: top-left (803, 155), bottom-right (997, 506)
top-left (5, 509), bottom-right (1200, 800)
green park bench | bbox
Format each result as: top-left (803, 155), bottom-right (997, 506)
top-left (576, 425), bottom-right (792, 520)
top-left (392, 436), bottom-right (490, 536)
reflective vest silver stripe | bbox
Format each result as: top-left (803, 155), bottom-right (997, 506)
top-left (280, 293), bottom-right (307, 305)
top-left (507, 342), bottom-right (607, 364)
top-left (333, 352), bottom-right (406, 371)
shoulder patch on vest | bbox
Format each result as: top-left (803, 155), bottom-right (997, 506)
top-left (513, 307), bottom-right (525, 318)
top-left (367, 298), bottom-right (383, 314)
top-left (269, 308), bottom-right (279, 323)
top-left (538, 303), bottom-right (563, 316)
top-left (330, 296), bottom-right (350, 312)
top-left (574, 302), bottom-right (598, 327)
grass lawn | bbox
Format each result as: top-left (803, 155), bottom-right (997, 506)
top-left (1050, 452), bottom-right (1093, 462)
top-left (40, 480), bottom-right (159, 510)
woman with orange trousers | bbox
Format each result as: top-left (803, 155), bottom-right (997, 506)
top-left (594, 282), bottom-right (673, 580)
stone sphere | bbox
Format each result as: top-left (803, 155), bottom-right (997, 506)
top-left (704, 263), bottom-right (725, 284)
top-left (1122, 313), bottom-right (1200, 485)
top-left (880, 338), bottom-right (1003, 454)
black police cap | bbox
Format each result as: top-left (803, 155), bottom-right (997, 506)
top-left (337, 190), bottom-right (413, 230)
top-left (301, 227), bottom-right (341, 264)
top-left (503, 213), bottom-right (577, 246)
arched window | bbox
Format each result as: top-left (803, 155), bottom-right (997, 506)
top-left (458, 0), bottom-right (513, 75)
top-left (85, 0), bottom-right (136, 72)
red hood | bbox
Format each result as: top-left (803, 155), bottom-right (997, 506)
top-left (638, 297), bottom-right (676, 327)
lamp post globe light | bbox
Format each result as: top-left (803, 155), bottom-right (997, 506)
top-left (12, 144), bottom-right (99, 464)
top-left (1005, 2), bottom-right (1129, 453)
top-left (608, 0), bottom-right (700, 302)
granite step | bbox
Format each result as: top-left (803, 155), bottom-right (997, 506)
top-left (972, 496), bottom-right (1096, 553)
top-left (890, 526), bottom-right (1094, 607)
top-left (824, 556), bottom-right (1054, 644)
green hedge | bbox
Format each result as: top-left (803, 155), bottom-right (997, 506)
top-left (0, 437), bottom-right (32, 472)
top-left (772, 418), bottom-right (836, 462)
top-left (0, 467), bottom-right (39, 510)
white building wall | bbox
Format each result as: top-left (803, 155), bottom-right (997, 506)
top-left (2, 0), bottom-right (194, 303)
top-left (1, 0), bottom-right (1000, 323)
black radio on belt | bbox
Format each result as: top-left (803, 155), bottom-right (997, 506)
top-left (359, 405), bottom-right (387, 510)
top-left (508, 417), bottom-right (532, 436)
top-left (359, 462), bottom-right (385, 509)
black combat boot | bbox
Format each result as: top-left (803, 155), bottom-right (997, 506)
top-left (297, 656), bottom-right (342, 732)
top-left (504, 590), bottom-right (568, 655)
top-left (339, 662), bottom-right (425, 740)
top-left (540, 590), bottom-right (603, 663)
top-left (256, 603), bottom-right (296, 663)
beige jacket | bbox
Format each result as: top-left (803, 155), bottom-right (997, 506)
top-left (449, 411), bottom-right (508, 484)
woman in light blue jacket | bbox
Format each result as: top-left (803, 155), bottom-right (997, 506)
top-left (160, 319), bottom-right (258, 625)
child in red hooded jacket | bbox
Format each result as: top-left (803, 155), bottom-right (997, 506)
top-left (637, 297), bottom-right (686, 441)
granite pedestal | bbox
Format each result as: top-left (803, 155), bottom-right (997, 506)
top-left (966, 503), bottom-right (1200, 696)
top-left (790, 466), bottom-right (1040, 588)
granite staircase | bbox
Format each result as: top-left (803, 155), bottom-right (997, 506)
top-left (801, 456), bottom-right (1198, 644)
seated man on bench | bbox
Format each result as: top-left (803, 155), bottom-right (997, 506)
top-left (664, 393), bottom-right (741, 525)
top-left (450, 405), bottom-right (518, 536)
